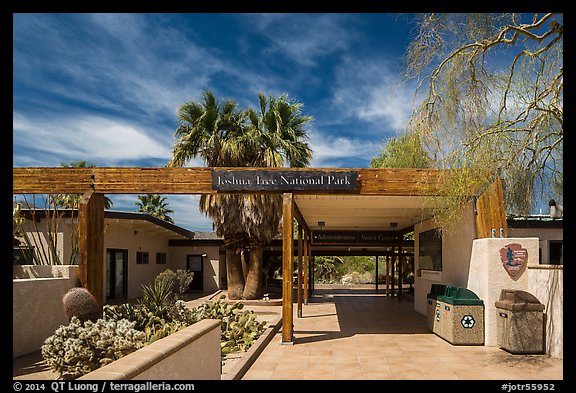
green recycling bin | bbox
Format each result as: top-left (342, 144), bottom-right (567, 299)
top-left (495, 289), bottom-right (545, 354)
top-left (436, 286), bottom-right (484, 345)
top-left (426, 284), bottom-right (447, 333)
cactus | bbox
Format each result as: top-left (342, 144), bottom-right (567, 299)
top-left (41, 316), bottom-right (145, 379)
top-left (62, 287), bottom-right (101, 323)
top-left (193, 296), bottom-right (267, 355)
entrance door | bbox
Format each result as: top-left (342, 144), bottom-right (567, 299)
top-left (187, 254), bottom-right (204, 291)
top-left (106, 249), bottom-right (128, 300)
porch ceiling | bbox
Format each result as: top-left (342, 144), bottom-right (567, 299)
top-left (294, 194), bottom-right (449, 232)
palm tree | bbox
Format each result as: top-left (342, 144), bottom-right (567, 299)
top-left (239, 93), bottom-right (312, 299)
top-left (168, 90), bottom-right (313, 300)
top-left (135, 194), bottom-right (174, 224)
top-left (168, 90), bottom-right (249, 299)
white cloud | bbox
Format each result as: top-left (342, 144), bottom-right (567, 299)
top-left (245, 14), bottom-right (357, 67)
top-left (13, 113), bottom-right (172, 165)
top-left (308, 131), bottom-right (381, 168)
top-left (331, 56), bottom-right (416, 132)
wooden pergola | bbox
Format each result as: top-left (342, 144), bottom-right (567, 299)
top-left (13, 167), bottom-right (507, 344)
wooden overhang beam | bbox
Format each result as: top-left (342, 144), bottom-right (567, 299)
top-left (13, 167), bottom-right (449, 196)
top-left (293, 202), bottom-right (310, 233)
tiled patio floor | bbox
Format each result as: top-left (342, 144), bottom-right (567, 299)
top-left (242, 289), bottom-right (563, 381)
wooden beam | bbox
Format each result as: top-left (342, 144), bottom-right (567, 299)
top-left (78, 191), bottom-right (105, 308)
top-left (293, 201), bottom-right (310, 233)
top-left (303, 230), bottom-right (309, 305)
top-left (12, 167), bottom-right (214, 195)
top-left (475, 176), bottom-right (508, 238)
top-left (297, 226), bottom-right (303, 318)
top-left (281, 193), bottom-right (294, 344)
top-left (13, 167), bottom-right (451, 196)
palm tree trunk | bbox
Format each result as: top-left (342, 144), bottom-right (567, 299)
top-left (226, 247), bottom-right (245, 300)
top-left (241, 250), bottom-right (250, 283)
top-left (242, 247), bottom-right (264, 300)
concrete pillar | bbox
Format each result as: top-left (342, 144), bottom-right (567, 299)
top-left (466, 237), bottom-right (539, 346)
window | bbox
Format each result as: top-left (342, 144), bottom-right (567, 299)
top-left (156, 252), bottom-right (167, 264)
top-left (136, 251), bottom-right (149, 264)
top-left (418, 229), bottom-right (442, 271)
top-left (549, 241), bottom-right (563, 265)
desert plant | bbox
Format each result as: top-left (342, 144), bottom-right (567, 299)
top-left (166, 299), bottom-right (199, 326)
top-left (220, 308), bottom-right (266, 355)
top-left (103, 303), bottom-right (150, 331)
top-left (155, 268), bottom-right (194, 298)
top-left (174, 269), bottom-right (194, 294)
top-left (193, 295), bottom-right (267, 355)
top-left (139, 276), bottom-right (175, 318)
top-left (62, 287), bottom-right (101, 323)
top-left (41, 316), bottom-right (145, 379)
top-left (314, 256), bottom-right (344, 284)
top-left (143, 319), bottom-right (189, 344)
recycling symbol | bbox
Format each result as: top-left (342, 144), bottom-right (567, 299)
top-left (461, 315), bottom-right (475, 328)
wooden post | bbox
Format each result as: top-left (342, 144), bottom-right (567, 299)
top-left (297, 225), bottom-right (303, 318)
top-left (375, 255), bottom-right (379, 291)
top-left (311, 255), bottom-right (315, 295)
top-left (390, 248), bottom-right (396, 299)
top-left (303, 230), bottom-right (309, 305)
top-left (398, 242), bottom-right (403, 303)
top-left (78, 191), bottom-right (105, 308)
top-left (386, 255), bottom-right (390, 296)
top-left (282, 193), bottom-right (294, 344)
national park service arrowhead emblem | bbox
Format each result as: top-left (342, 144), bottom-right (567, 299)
top-left (500, 243), bottom-right (528, 277)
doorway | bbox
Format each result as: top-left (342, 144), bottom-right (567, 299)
top-left (187, 254), bottom-right (204, 291)
top-left (106, 248), bottom-right (128, 301)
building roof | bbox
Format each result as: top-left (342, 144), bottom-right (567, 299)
top-left (506, 214), bottom-right (563, 229)
top-left (17, 206), bottom-right (197, 239)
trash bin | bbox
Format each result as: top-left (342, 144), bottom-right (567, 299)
top-left (436, 286), bottom-right (484, 345)
top-left (495, 289), bottom-right (545, 354)
top-left (426, 284), bottom-right (447, 333)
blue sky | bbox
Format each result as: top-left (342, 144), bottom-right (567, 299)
top-left (12, 13), bottom-right (424, 231)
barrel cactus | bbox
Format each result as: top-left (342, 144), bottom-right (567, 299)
top-left (62, 287), bottom-right (101, 323)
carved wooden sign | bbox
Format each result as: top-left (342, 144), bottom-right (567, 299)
top-left (500, 243), bottom-right (528, 277)
top-left (212, 169), bottom-right (358, 192)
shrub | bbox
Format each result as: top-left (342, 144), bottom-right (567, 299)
top-left (41, 316), bottom-right (145, 379)
top-left (174, 269), bottom-right (194, 294)
top-left (154, 268), bottom-right (194, 298)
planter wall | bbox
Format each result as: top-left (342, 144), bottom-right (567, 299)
top-left (78, 319), bottom-right (222, 380)
top-left (13, 265), bottom-right (80, 358)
